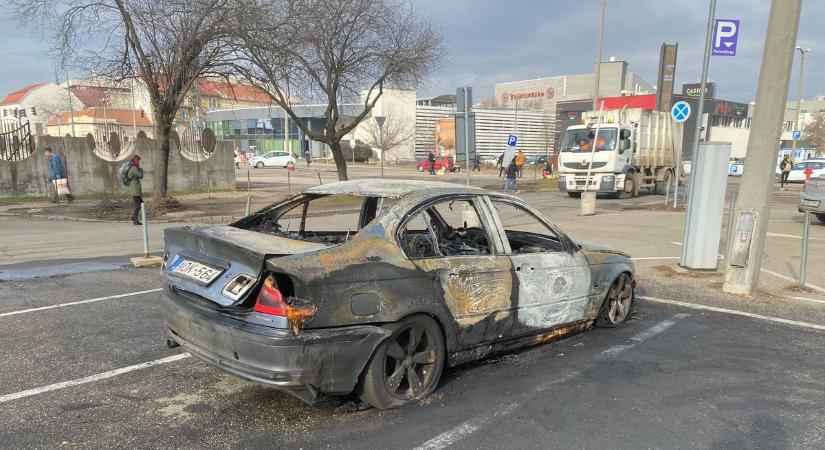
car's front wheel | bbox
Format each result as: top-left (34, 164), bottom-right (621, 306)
top-left (358, 315), bottom-right (445, 409)
top-left (255, 162), bottom-right (264, 168)
top-left (596, 273), bottom-right (634, 327)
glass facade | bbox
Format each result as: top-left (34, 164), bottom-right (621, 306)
top-left (207, 117), bottom-right (307, 154)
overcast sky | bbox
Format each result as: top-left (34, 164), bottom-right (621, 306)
top-left (1, 0), bottom-right (823, 104)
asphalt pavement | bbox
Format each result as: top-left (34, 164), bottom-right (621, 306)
top-left (1, 167), bottom-right (824, 448)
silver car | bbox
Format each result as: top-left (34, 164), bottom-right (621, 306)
top-left (799, 175), bottom-right (825, 224)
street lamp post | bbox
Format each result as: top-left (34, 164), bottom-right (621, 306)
top-left (375, 116), bottom-right (386, 179)
top-left (791, 46), bottom-right (810, 156)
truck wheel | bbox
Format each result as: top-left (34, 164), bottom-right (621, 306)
top-left (654, 171), bottom-right (672, 195)
top-left (567, 192), bottom-right (582, 198)
top-left (816, 214), bottom-right (825, 225)
top-left (617, 175), bottom-right (634, 199)
top-left (632, 172), bottom-right (642, 197)
top-left (357, 315), bottom-right (445, 410)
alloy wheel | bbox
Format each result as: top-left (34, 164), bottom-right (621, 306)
top-left (607, 273), bottom-right (633, 323)
top-left (383, 324), bottom-right (438, 399)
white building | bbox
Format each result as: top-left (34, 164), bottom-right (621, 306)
top-left (0, 83), bottom-right (83, 135)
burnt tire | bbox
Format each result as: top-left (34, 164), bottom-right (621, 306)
top-left (357, 315), bottom-right (445, 410)
top-left (567, 192), bottom-right (582, 198)
top-left (816, 214), bottom-right (825, 225)
top-left (595, 273), bottom-right (634, 327)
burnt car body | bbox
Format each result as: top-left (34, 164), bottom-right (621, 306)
top-left (161, 180), bottom-right (635, 408)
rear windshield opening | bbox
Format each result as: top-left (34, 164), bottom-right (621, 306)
top-left (233, 194), bottom-right (396, 245)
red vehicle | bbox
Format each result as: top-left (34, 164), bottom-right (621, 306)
top-left (417, 157), bottom-right (461, 173)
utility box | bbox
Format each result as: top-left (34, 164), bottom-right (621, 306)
top-left (680, 142), bottom-right (732, 270)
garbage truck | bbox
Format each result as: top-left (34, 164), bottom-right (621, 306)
top-left (557, 107), bottom-right (677, 198)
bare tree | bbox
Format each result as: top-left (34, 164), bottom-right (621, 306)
top-left (238, 0), bottom-right (443, 180)
top-left (802, 111), bottom-right (825, 155)
top-left (13, 0), bottom-right (246, 200)
top-left (361, 112), bottom-right (415, 164)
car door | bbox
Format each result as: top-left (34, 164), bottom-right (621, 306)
top-left (399, 195), bottom-right (516, 348)
top-left (789, 162), bottom-right (807, 182)
top-left (486, 198), bottom-right (591, 335)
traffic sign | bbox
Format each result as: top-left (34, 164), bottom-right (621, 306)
top-left (671, 101), bottom-right (691, 123)
top-left (507, 134), bottom-right (518, 146)
top-left (712, 19), bottom-right (739, 56)
top-left (792, 130), bottom-right (802, 140)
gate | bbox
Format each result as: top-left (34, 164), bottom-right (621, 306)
top-left (0, 121), bottom-right (35, 161)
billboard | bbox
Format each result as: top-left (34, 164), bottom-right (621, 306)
top-left (682, 82), bottom-right (716, 99)
top-left (434, 118), bottom-right (455, 158)
top-left (655, 43), bottom-right (678, 112)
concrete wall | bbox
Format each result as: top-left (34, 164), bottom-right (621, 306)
top-left (0, 136), bottom-right (234, 197)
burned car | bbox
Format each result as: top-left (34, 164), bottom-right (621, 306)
top-left (161, 180), bottom-right (635, 409)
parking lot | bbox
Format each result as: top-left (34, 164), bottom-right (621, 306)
top-left (2, 174), bottom-right (824, 449)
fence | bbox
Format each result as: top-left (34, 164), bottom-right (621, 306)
top-left (0, 121), bottom-right (35, 161)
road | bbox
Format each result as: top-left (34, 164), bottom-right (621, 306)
top-left (1, 170), bottom-right (824, 448)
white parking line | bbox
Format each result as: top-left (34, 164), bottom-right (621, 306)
top-left (416, 316), bottom-right (686, 450)
top-left (639, 296), bottom-right (825, 332)
top-left (0, 288), bottom-right (162, 318)
top-left (792, 296), bottom-right (825, 305)
top-left (759, 268), bottom-right (825, 294)
top-left (632, 256), bottom-right (680, 261)
top-left (0, 353), bottom-right (191, 404)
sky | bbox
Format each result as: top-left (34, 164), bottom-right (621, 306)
top-left (1, 0), bottom-right (823, 104)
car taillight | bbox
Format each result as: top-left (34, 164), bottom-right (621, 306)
top-left (254, 275), bottom-right (317, 333)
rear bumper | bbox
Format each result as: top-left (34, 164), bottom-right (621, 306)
top-left (798, 192), bottom-right (825, 214)
top-left (160, 291), bottom-right (391, 402)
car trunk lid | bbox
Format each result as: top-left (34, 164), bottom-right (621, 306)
top-left (163, 226), bottom-right (330, 307)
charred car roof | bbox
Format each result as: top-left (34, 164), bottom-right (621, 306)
top-left (304, 179), bottom-right (485, 198)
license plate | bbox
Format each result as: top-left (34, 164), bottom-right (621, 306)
top-left (802, 199), bottom-right (821, 208)
top-left (167, 257), bottom-right (223, 284)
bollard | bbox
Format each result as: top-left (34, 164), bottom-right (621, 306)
top-left (724, 192), bottom-right (737, 262)
top-left (141, 202), bottom-right (149, 258)
top-left (287, 170), bottom-right (291, 193)
top-left (580, 191), bottom-right (596, 216)
top-left (245, 196), bottom-right (252, 216)
top-left (800, 211), bottom-right (810, 288)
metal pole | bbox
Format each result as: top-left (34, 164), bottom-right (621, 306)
top-left (245, 196), bottom-right (252, 216)
top-left (464, 86), bottom-right (470, 186)
top-left (130, 79), bottom-right (138, 139)
top-left (723, 0), bottom-right (803, 295)
top-left (584, 101), bottom-right (605, 191)
top-left (800, 211), bottom-right (810, 287)
top-left (65, 68), bottom-right (76, 137)
top-left (287, 169), bottom-right (291, 193)
top-left (689, 0), bottom-right (716, 185)
top-left (592, 0), bottom-right (606, 111)
top-left (664, 176), bottom-right (671, 206)
top-left (791, 47), bottom-right (809, 156)
top-left (140, 202), bottom-right (149, 258)
top-left (380, 125), bottom-right (384, 179)
top-left (673, 122), bottom-right (683, 208)
top-left (724, 192), bottom-right (737, 262)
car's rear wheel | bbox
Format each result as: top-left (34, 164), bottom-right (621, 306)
top-left (596, 273), bottom-right (634, 327)
top-left (255, 162), bottom-right (264, 168)
top-left (358, 315), bottom-right (445, 409)
top-left (816, 213), bottom-right (825, 225)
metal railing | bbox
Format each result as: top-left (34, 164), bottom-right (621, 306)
top-left (0, 121), bottom-right (35, 161)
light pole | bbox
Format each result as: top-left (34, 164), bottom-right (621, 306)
top-left (791, 46), bottom-right (810, 156)
top-left (592, 0), bottom-right (606, 111)
top-left (375, 115), bottom-right (386, 178)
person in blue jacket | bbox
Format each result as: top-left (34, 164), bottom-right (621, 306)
top-left (44, 147), bottom-right (74, 203)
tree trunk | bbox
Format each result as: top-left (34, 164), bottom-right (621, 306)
top-left (328, 139), bottom-right (349, 181)
top-left (154, 119), bottom-right (173, 199)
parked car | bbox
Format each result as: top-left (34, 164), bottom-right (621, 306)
top-left (775, 159), bottom-right (825, 183)
top-left (482, 155), bottom-right (500, 166)
top-left (524, 155), bottom-right (548, 166)
top-left (161, 180), bottom-right (635, 409)
top-left (249, 151), bottom-right (296, 168)
top-left (798, 175), bottom-right (825, 224)
top-left (417, 157), bottom-right (460, 173)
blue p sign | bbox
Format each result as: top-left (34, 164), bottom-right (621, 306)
top-left (792, 130), bottom-right (802, 140)
top-left (507, 135), bottom-right (517, 147)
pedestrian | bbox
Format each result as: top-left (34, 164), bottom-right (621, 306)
top-left (427, 150), bottom-right (436, 175)
top-left (542, 160), bottom-right (553, 178)
top-left (502, 159), bottom-right (519, 193)
top-left (497, 152), bottom-right (505, 177)
top-left (472, 152), bottom-right (481, 172)
top-left (304, 150), bottom-right (312, 166)
top-left (43, 147), bottom-right (74, 203)
top-left (780, 154), bottom-right (793, 190)
top-left (515, 150), bottom-right (525, 178)
top-left (127, 154), bottom-right (144, 225)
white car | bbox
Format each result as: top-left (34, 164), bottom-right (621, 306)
top-left (249, 151), bottom-right (296, 168)
top-left (776, 159), bottom-right (825, 183)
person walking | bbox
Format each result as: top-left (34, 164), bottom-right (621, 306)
top-left (542, 160), bottom-right (554, 178)
top-left (497, 152), bottom-right (505, 177)
top-left (127, 154), bottom-right (144, 225)
top-left (779, 154), bottom-right (793, 190)
top-left (44, 147), bottom-right (75, 203)
top-left (515, 150), bottom-right (526, 178)
top-left (472, 153), bottom-right (481, 172)
top-left (502, 159), bottom-right (519, 193)
top-left (303, 150), bottom-right (312, 166)
top-left (427, 150), bottom-right (436, 175)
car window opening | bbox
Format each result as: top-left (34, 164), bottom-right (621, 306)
top-left (401, 199), bottom-right (491, 258)
top-left (491, 201), bottom-right (564, 254)
top-left (234, 194), bottom-right (395, 245)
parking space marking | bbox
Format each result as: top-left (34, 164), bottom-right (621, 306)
top-left (759, 268), bottom-right (825, 294)
top-left (632, 256), bottom-right (680, 260)
top-left (0, 353), bottom-right (191, 404)
top-left (416, 316), bottom-right (687, 450)
top-left (0, 288), bottom-right (162, 318)
top-left (792, 296), bottom-right (825, 305)
top-left (639, 296), bottom-right (825, 332)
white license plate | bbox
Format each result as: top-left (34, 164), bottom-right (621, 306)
top-left (168, 258), bottom-right (223, 284)
top-left (802, 199), bottom-right (821, 208)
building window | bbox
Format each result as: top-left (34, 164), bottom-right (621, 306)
top-left (209, 97), bottom-right (218, 109)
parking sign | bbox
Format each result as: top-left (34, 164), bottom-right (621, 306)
top-left (507, 135), bottom-right (517, 147)
top-left (712, 19), bottom-right (739, 56)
